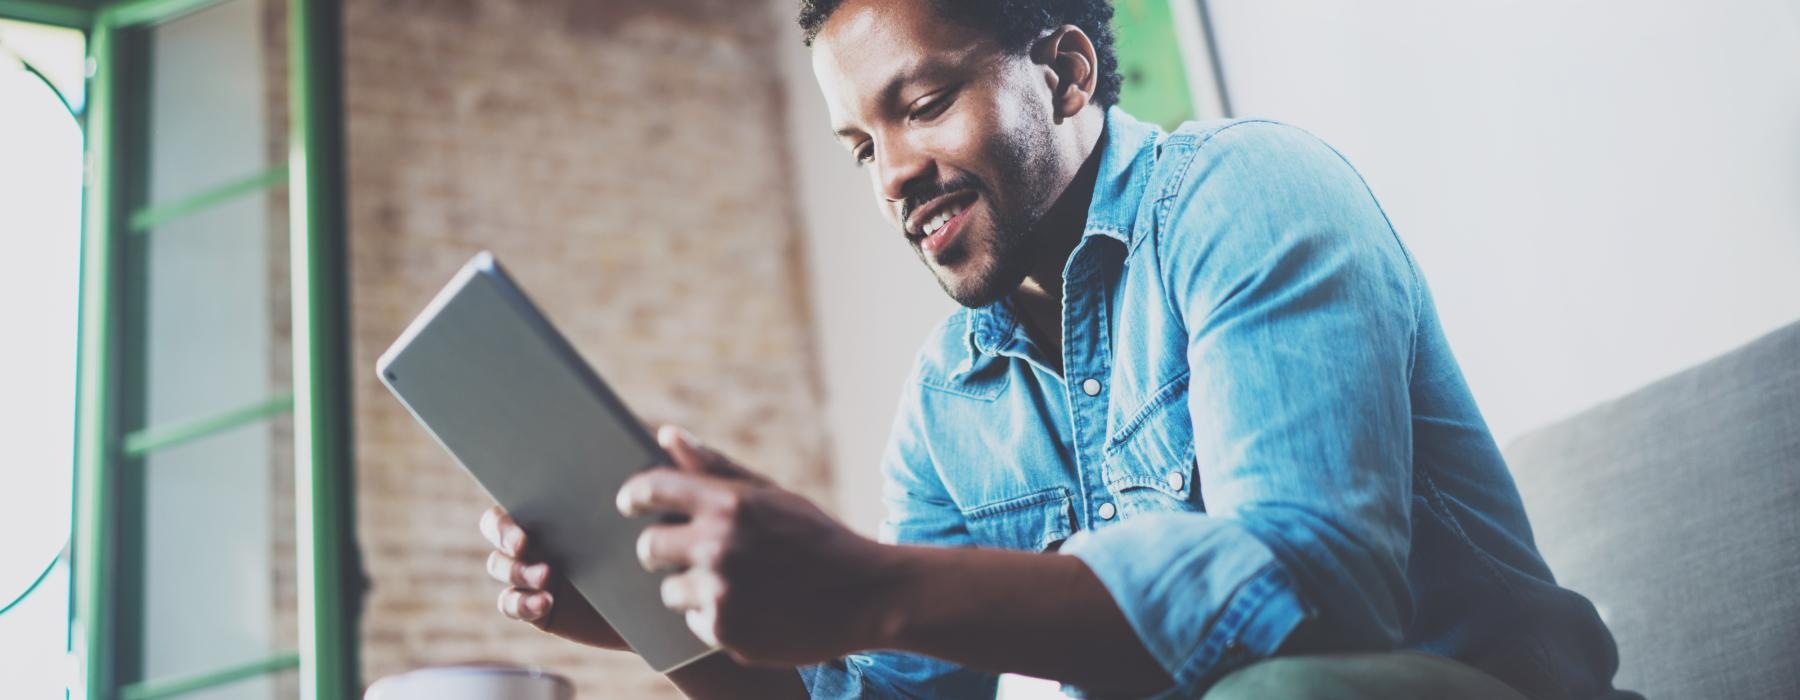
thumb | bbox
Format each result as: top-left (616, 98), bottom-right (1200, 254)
top-left (656, 425), bottom-right (767, 484)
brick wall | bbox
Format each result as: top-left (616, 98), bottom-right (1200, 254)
top-left (334, 0), bottom-right (829, 696)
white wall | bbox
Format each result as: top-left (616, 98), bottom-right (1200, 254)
top-left (1205, 0), bottom-right (1800, 443)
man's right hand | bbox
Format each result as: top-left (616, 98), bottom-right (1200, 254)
top-left (480, 505), bottom-right (628, 650)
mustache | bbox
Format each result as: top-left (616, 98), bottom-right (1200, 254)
top-left (900, 175), bottom-right (981, 225)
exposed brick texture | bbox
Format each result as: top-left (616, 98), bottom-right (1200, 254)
top-left (332, 0), bottom-right (829, 696)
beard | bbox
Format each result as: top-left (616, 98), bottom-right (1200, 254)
top-left (913, 187), bottom-right (1035, 308)
top-left (910, 113), bottom-right (1064, 309)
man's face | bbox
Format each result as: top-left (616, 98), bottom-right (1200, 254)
top-left (812, 0), bottom-right (1069, 308)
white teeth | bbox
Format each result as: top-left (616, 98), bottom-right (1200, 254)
top-left (920, 206), bottom-right (964, 236)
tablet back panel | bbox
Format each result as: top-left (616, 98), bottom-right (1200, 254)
top-left (376, 252), bottom-right (715, 672)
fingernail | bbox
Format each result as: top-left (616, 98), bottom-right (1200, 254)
top-left (657, 425), bottom-right (681, 449)
top-left (479, 511), bottom-right (496, 542)
top-left (526, 594), bottom-right (546, 614)
top-left (616, 485), bottom-right (634, 515)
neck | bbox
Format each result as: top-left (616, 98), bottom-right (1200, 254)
top-left (1013, 110), bottom-right (1107, 317)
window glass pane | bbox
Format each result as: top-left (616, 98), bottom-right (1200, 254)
top-left (129, 0), bottom-right (292, 433)
top-left (143, 0), bottom-right (282, 208)
top-left (137, 189), bottom-right (292, 430)
top-left (140, 415), bottom-right (295, 697)
top-left (128, 0), bottom-right (297, 694)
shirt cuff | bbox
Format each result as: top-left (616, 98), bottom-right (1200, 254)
top-left (798, 655), bottom-right (874, 699)
top-left (1060, 513), bottom-right (1311, 698)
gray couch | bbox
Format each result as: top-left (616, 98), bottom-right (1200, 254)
top-left (1504, 321), bottom-right (1800, 699)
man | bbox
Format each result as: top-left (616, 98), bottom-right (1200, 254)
top-left (478, 1), bottom-right (1639, 698)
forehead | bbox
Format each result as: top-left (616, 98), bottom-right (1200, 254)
top-left (811, 0), bottom-right (999, 130)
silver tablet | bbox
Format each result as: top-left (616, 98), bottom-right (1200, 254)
top-left (376, 251), bottom-right (717, 673)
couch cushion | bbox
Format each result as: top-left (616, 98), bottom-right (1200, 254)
top-left (1504, 321), bottom-right (1800, 699)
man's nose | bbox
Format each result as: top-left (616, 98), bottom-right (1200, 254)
top-left (875, 140), bottom-right (933, 212)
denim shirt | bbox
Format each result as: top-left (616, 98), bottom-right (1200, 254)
top-left (800, 108), bottom-right (1632, 700)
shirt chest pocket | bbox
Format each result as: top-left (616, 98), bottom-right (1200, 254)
top-left (959, 487), bottom-right (1076, 552)
top-left (1103, 379), bottom-right (1203, 517)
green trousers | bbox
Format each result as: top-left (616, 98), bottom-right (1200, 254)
top-left (1202, 652), bottom-right (1530, 700)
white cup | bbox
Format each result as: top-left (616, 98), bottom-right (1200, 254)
top-left (363, 665), bottom-right (574, 700)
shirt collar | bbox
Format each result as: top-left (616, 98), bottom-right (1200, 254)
top-left (1081, 106), bottom-right (1161, 247)
top-left (965, 107), bottom-right (1162, 357)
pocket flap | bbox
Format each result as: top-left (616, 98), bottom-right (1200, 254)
top-left (1104, 389), bottom-right (1198, 501)
top-left (960, 487), bottom-right (1074, 552)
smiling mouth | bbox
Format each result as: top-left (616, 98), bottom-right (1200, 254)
top-left (910, 198), bottom-right (977, 263)
top-left (920, 201), bottom-right (968, 237)
top-left (907, 191), bottom-right (979, 241)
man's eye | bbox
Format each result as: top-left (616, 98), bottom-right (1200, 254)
top-left (853, 145), bottom-right (874, 167)
top-left (910, 91), bottom-right (955, 121)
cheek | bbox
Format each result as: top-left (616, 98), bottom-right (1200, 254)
top-left (957, 96), bottom-right (1042, 194)
top-left (929, 111), bottom-right (982, 163)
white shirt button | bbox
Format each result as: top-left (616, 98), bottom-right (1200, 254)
top-left (1097, 502), bottom-right (1117, 520)
top-left (1081, 378), bottom-right (1102, 396)
top-left (1166, 471), bottom-right (1186, 491)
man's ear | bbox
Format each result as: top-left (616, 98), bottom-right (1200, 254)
top-left (1033, 25), bottom-right (1097, 123)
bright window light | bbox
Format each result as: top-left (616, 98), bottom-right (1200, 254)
top-left (0, 19), bottom-right (86, 698)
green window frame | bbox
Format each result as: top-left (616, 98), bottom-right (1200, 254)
top-left (0, 0), bottom-right (361, 697)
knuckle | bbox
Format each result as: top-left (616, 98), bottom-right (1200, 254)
top-left (688, 540), bottom-right (723, 570)
top-left (712, 491), bottom-right (743, 520)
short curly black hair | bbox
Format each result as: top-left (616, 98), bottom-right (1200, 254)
top-left (798, 0), bottom-right (1123, 108)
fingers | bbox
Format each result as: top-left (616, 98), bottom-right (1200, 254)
top-left (482, 507), bottom-right (553, 626)
top-left (479, 505), bottom-right (528, 556)
top-left (486, 550), bottom-right (550, 589)
top-left (636, 522), bottom-right (724, 573)
top-left (657, 425), bottom-right (767, 484)
top-left (686, 608), bottom-right (722, 647)
top-left (658, 425), bottom-right (722, 474)
top-left (659, 571), bottom-right (724, 647)
top-left (497, 586), bottom-right (554, 623)
top-left (658, 568), bottom-right (723, 612)
top-left (617, 468), bottom-right (736, 519)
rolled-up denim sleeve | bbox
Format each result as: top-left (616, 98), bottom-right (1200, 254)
top-left (1061, 122), bottom-right (1420, 697)
top-left (799, 379), bottom-right (1000, 700)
